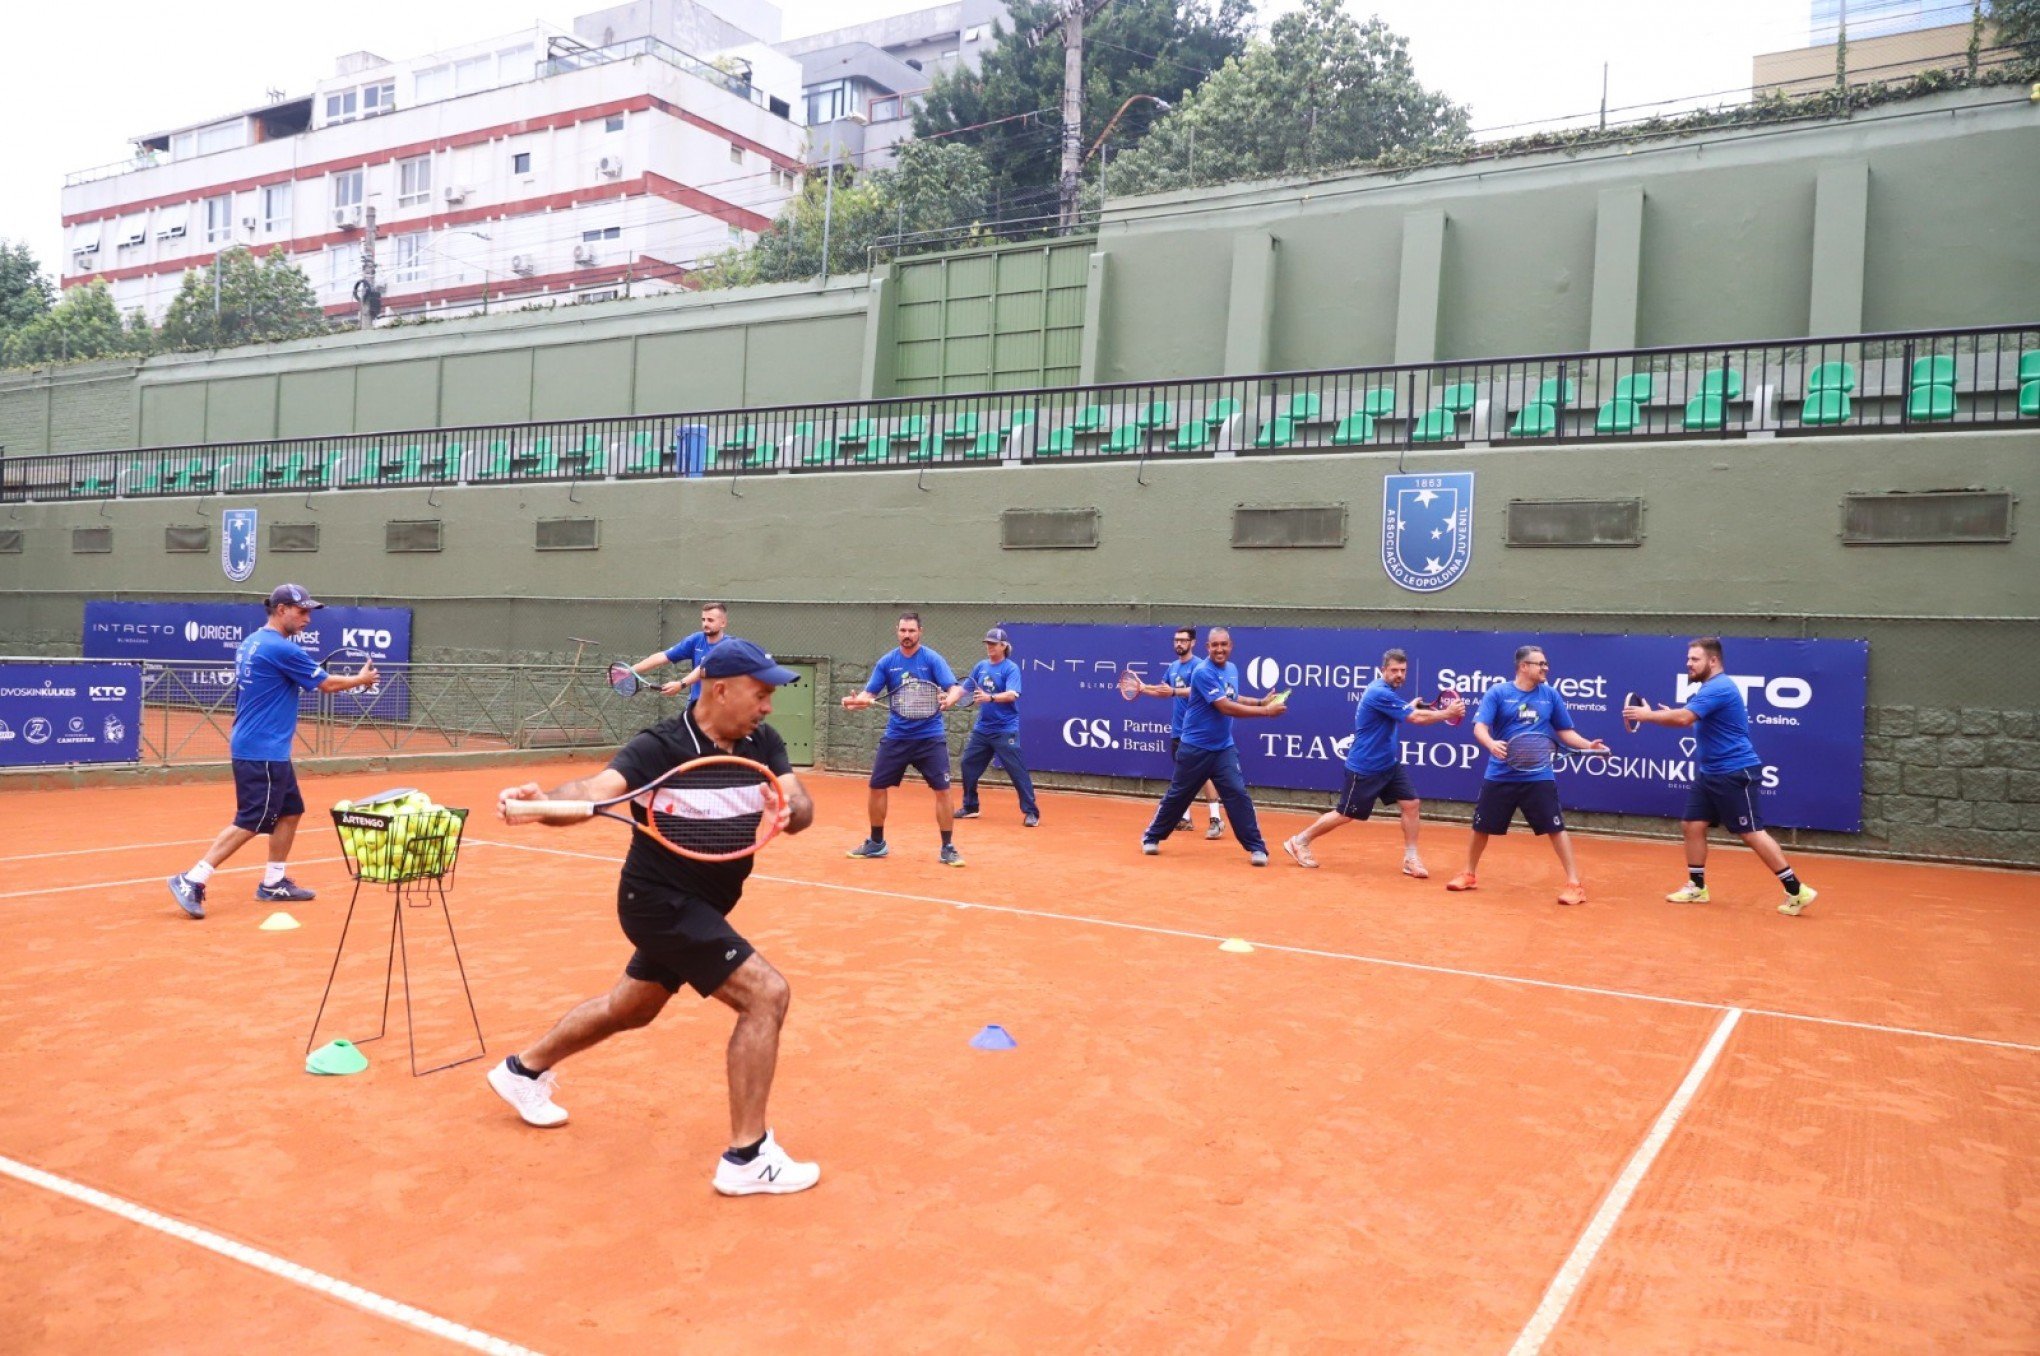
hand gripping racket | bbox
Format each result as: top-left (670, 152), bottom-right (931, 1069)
top-left (1438, 685), bottom-right (1466, 726)
top-left (1118, 669), bottom-right (1143, 701)
top-left (1622, 691), bottom-right (1646, 734)
top-left (1497, 729), bottom-right (1555, 773)
top-left (887, 676), bottom-right (946, 720)
top-left (609, 662), bottom-right (654, 697)
top-left (502, 755), bottom-right (787, 862)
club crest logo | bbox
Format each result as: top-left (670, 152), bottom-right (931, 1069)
top-left (1381, 472), bottom-right (1473, 592)
top-left (222, 508), bottom-right (258, 583)
top-left (104, 715), bottom-right (127, 744)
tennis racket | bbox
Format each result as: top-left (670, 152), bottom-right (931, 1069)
top-left (318, 645), bottom-right (376, 678)
top-left (609, 662), bottom-right (651, 697)
top-left (1118, 669), bottom-right (1143, 701)
top-left (1439, 686), bottom-right (1466, 726)
top-left (1263, 688), bottom-right (1291, 707)
top-left (501, 755), bottom-right (787, 862)
top-left (1497, 729), bottom-right (1555, 772)
top-left (888, 676), bottom-right (947, 719)
top-left (1622, 691), bottom-right (1645, 734)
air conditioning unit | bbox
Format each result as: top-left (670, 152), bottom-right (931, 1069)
top-left (442, 184), bottom-right (469, 204)
top-left (844, 111), bottom-right (869, 126)
top-left (572, 244), bottom-right (596, 266)
top-left (597, 155), bottom-right (624, 178)
top-left (509, 254), bottom-right (536, 277)
top-left (333, 205), bottom-right (363, 230)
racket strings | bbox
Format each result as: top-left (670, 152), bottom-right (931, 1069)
top-left (890, 678), bottom-right (944, 720)
top-left (608, 663), bottom-right (643, 696)
top-left (637, 762), bottom-right (781, 858)
top-left (1503, 730), bottom-right (1555, 771)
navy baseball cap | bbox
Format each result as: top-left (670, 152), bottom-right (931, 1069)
top-left (700, 637), bottom-right (800, 686)
top-left (266, 583), bottom-right (325, 610)
top-left (984, 628), bottom-right (1011, 646)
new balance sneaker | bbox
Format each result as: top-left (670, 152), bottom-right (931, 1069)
top-left (1778, 884), bottom-right (1819, 917)
top-left (1444, 871), bottom-right (1478, 892)
top-left (167, 874), bottom-right (207, 919)
top-left (939, 843), bottom-right (965, 867)
top-left (713, 1131), bottom-right (820, 1197)
top-left (1023, 813), bottom-right (1040, 828)
top-left (846, 838), bottom-right (890, 860)
top-left (1248, 850), bottom-right (1269, 867)
top-left (1141, 840), bottom-right (1161, 856)
top-left (487, 1058), bottom-right (568, 1127)
top-left (1204, 819), bottom-right (1225, 840)
top-left (1402, 854), bottom-right (1430, 880)
top-left (1666, 883), bottom-right (1710, 904)
top-left (953, 807), bottom-right (981, 820)
top-left (254, 877), bottom-right (317, 902)
top-left (1282, 836), bottom-right (1318, 868)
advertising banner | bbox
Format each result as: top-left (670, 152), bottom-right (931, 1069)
top-left (0, 663), bottom-right (142, 767)
top-left (1005, 623), bottom-right (1869, 833)
top-left (82, 600), bottom-right (413, 722)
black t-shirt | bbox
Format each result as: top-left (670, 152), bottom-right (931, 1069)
top-left (608, 707), bottom-right (792, 907)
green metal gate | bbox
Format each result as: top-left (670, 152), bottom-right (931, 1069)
top-left (891, 240), bottom-right (1093, 395)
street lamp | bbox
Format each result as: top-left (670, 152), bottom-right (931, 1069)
top-left (1085, 94), bottom-right (1171, 165)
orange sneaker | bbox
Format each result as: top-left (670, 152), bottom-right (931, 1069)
top-left (1557, 884), bottom-right (1587, 906)
top-left (1444, 871), bottom-right (1478, 891)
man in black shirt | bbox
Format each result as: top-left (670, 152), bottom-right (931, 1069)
top-left (490, 638), bottom-right (822, 1196)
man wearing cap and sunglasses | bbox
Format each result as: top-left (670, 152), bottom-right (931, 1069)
top-left (167, 584), bottom-right (380, 920)
top-left (955, 628), bottom-right (1040, 828)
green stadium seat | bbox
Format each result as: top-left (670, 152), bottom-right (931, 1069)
top-left (943, 412), bottom-right (980, 441)
top-left (71, 467), bottom-right (114, 495)
top-left (475, 441), bottom-right (513, 479)
top-left (851, 435), bottom-right (893, 464)
top-left (1206, 398), bottom-right (1241, 425)
top-left (1594, 400), bottom-right (1640, 434)
top-left (121, 460), bottom-right (163, 494)
top-left (1361, 388), bottom-right (1396, 417)
top-left (1508, 403), bottom-right (1557, 437)
top-left (1000, 408), bottom-right (1037, 433)
top-left (1533, 377), bottom-right (1575, 406)
top-left (346, 449), bottom-right (382, 485)
top-left (894, 415), bottom-right (927, 440)
top-left (964, 430), bottom-right (1005, 459)
top-left (2022, 380), bottom-right (2040, 418)
top-left (271, 451), bottom-right (310, 485)
top-left (1808, 362), bottom-right (1855, 394)
top-left (738, 438), bottom-right (779, 470)
top-left (1411, 410), bottom-right (1457, 442)
top-left (1253, 416), bottom-right (1295, 448)
top-left (1330, 412), bottom-right (1375, 444)
top-left (1071, 405), bottom-right (1106, 432)
top-left (1699, 369), bottom-right (1744, 399)
top-left (1801, 390), bottom-right (1852, 426)
top-left (1613, 373), bottom-right (1654, 402)
top-left (1909, 355), bottom-right (1955, 388)
top-left (573, 434), bottom-right (608, 476)
top-left (623, 432), bottom-right (665, 474)
top-left (1437, 383), bottom-right (1476, 413)
top-left (1134, 401), bottom-right (1175, 429)
top-left (1683, 395), bottom-right (1727, 431)
top-left (167, 457), bottom-right (216, 492)
top-left (1041, 427), bottom-right (1076, 456)
top-left (720, 426), bottom-right (759, 452)
top-left (1286, 392), bottom-right (1322, 420)
top-left (1102, 424), bottom-right (1143, 454)
top-left (830, 419), bottom-right (870, 446)
top-left (2020, 351), bottom-right (2040, 384)
top-left (226, 456), bottom-right (268, 490)
top-left (1908, 384), bottom-right (1956, 421)
top-left (803, 439), bottom-right (842, 466)
top-left (1166, 420), bottom-right (1216, 452)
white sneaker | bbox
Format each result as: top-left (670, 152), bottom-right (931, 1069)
top-left (713, 1130), bottom-right (821, 1196)
top-left (487, 1058), bottom-right (568, 1127)
top-left (1282, 836), bottom-right (1317, 868)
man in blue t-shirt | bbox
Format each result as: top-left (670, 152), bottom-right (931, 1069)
top-left (1132, 626), bottom-right (1224, 837)
top-left (1444, 644), bottom-right (1608, 906)
top-left (624, 602), bottom-right (728, 702)
top-left (166, 584), bottom-right (380, 920)
top-left (1280, 647), bottom-right (1464, 877)
top-left (842, 611), bottom-right (965, 865)
top-left (1624, 636), bottom-right (1817, 916)
top-left (956, 628), bottom-right (1040, 827)
top-left (1139, 627), bottom-right (1288, 864)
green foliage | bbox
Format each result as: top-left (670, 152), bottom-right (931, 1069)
top-left (157, 247), bottom-right (330, 350)
top-left (1, 281), bottom-right (143, 366)
top-left (913, 0), bottom-right (1254, 209)
top-left (0, 240), bottom-right (54, 337)
top-left (1988, 0), bottom-right (2040, 53)
top-left (1105, 0), bottom-right (1467, 196)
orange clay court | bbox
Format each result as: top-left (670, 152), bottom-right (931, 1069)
top-left (1, 763), bottom-right (2036, 1354)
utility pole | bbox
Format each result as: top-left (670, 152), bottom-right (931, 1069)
top-left (358, 206), bottom-right (379, 331)
top-left (820, 136), bottom-right (836, 283)
top-left (1057, 0), bottom-right (1086, 232)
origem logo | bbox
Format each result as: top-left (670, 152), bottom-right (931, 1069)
top-left (1246, 656), bottom-right (1281, 690)
top-left (184, 621), bottom-right (242, 644)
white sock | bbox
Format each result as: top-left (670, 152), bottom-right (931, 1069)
top-left (263, 863), bottom-right (288, 886)
top-left (1208, 805), bottom-right (1222, 821)
top-left (186, 861), bottom-right (216, 884)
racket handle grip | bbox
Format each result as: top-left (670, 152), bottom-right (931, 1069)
top-left (502, 799), bottom-right (594, 822)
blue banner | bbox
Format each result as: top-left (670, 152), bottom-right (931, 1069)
top-left (1006, 623), bottom-right (1869, 833)
top-left (0, 663), bottom-right (142, 766)
top-left (82, 600), bottom-right (414, 722)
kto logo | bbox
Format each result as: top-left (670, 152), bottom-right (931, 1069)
top-left (1061, 717), bottom-right (1116, 749)
top-left (88, 685), bottom-right (125, 700)
top-left (1677, 674), bottom-right (1812, 708)
top-left (344, 628), bottom-right (393, 649)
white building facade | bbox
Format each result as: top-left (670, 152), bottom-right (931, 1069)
top-left (61, 2), bottom-right (805, 322)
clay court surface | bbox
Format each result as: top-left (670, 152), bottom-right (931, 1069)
top-left (1, 763), bottom-right (2035, 1354)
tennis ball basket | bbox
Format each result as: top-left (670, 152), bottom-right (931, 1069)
top-left (310, 788), bottom-right (486, 1076)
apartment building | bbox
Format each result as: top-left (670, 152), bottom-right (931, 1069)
top-left (60, 1), bottom-right (805, 321)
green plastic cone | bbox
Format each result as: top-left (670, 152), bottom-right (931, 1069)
top-left (306, 1039), bottom-right (369, 1076)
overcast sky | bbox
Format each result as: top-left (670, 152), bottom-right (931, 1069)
top-left (1, 1), bottom-right (1809, 286)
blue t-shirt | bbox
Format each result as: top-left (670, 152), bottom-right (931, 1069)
top-left (1165, 657), bottom-right (1196, 737)
top-left (1685, 674), bottom-right (1762, 774)
top-left (231, 627), bottom-right (326, 761)
top-left (1344, 678), bottom-right (1414, 775)
top-left (966, 658), bottom-right (1022, 734)
top-left (864, 646), bottom-right (958, 742)
top-left (1474, 681), bottom-right (1576, 783)
top-left (1179, 659), bottom-right (1242, 752)
top-left (662, 631), bottom-right (720, 705)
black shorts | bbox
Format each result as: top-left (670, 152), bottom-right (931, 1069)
top-left (231, 759), bottom-right (305, 833)
top-left (1335, 766), bottom-right (1417, 820)
top-left (1471, 780), bottom-right (1566, 836)
top-left (618, 879), bottom-right (753, 998)
top-left (869, 735), bottom-right (951, 790)
top-left (1685, 767), bottom-right (1765, 834)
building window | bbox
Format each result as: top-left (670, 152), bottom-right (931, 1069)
top-left (728, 224), bottom-right (743, 243)
top-left (605, 115), bottom-right (624, 132)
top-left (805, 80), bottom-right (849, 124)
top-left (455, 54), bottom-right (493, 93)
top-left (580, 226), bottom-right (621, 242)
top-left (204, 195), bottom-right (235, 245)
top-left (332, 169), bottom-right (364, 210)
top-left (170, 131), bottom-right (195, 159)
top-left (195, 120), bottom-right (244, 155)
top-left (325, 89), bottom-right (358, 123)
top-left (941, 49), bottom-right (959, 61)
top-left (362, 81), bottom-right (396, 116)
top-left (328, 244), bottom-right (356, 291)
top-left (397, 156), bottom-right (432, 207)
top-left (415, 64), bottom-right (451, 103)
top-left (390, 234), bottom-right (424, 284)
top-left (870, 97), bottom-right (900, 122)
top-left (262, 184), bottom-right (291, 235)
top-left (729, 142), bottom-right (744, 165)
top-left (967, 24), bottom-right (988, 41)
top-left (512, 151), bottom-right (532, 175)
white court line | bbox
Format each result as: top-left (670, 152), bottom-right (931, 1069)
top-left (0, 1152), bottom-right (538, 1355)
top-left (461, 835), bottom-right (2040, 1055)
top-left (0, 856), bottom-right (347, 903)
top-left (1506, 1008), bottom-right (1744, 1356)
top-left (0, 838), bottom-right (212, 864)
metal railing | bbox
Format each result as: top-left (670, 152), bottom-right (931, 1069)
top-left (537, 35), bottom-right (785, 117)
top-left (5, 323), bottom-right (2035, 504)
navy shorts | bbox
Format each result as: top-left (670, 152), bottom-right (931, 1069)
top-left (1471, 779), bottom-right (1566, 836)
top-left (1685, 767), bottom-right (1765, 834)
top-left (618, 879), bottom-right (753, 998)
top-left (231, 759), bottom-right (305, 833)
top-left (1335, 766), bottom-right (1417, 820)
top-left (869, 736), bottom-right (951, 790)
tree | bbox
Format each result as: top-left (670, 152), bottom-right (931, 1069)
top-left (913, 0), bottom-right (1254, 217)
top-left (1, 281), bottom-right (138, 366)
top-left (0, 240), bottom-right (54, 339)
top-left (1988, 0), bottom-right (2040, 54)
top-left (697, 139), bottom-right (996, 286)
top-left (157, 246), bottom-right (329, 351)
top-left (1103, 0), bottom-right (1470, 196)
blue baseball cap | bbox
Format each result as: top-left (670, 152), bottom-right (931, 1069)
top-left (266, 583), bottom-right (325, 610)
top-left (699, 637), bottom-right (800, 686)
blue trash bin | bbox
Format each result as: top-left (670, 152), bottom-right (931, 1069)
top-left (675, 425), bottom-right (709, 478)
